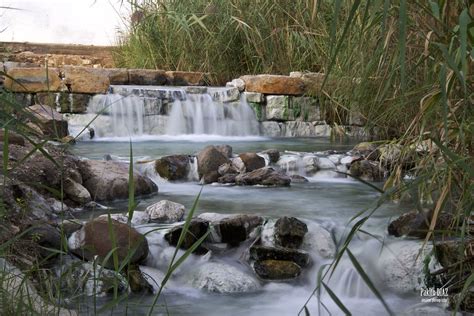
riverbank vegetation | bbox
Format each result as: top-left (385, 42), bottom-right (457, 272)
top-left (116, 0), bottom-right (473, 312)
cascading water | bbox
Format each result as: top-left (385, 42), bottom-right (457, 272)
top-left (68, 85), bottom-right (260, 140)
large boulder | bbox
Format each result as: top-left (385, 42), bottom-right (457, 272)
top-left (68, 218), bottom-right (149, 269)
top-left (164, 219), bottom-right (209, 254)
top-left (189, 262), bottom-right (260, 293)
top-left (78, 160), bottom-right (157, 201)
top-left (4, 67), bottom-right (63, 92)
top-left (240, 75), bottom-right (305, 96)
top-left (235, 167), bottom-right (291, 186)
top-left (63, 66), bottom-right (110, 94)
top-left (197, 146), bottom-right (229, 184)
top-left (253, 259), bottom-right (301, 280)
top-left (239, 153), bottom-right (266, 172)
top-left (145, 200), bottom-right (185, 224)
top-left (154, 155), bottom-right (189, 180)
top-left (349, 159), bottom-right (385, 181)
top-left (198, 213), bottom-right (263, 246)
top-left (249, 245), bottom-right (311, 268)
top-left (274, 217), bottom-right (308, 249)
top-left (26, 104), bottom-right (69, 138)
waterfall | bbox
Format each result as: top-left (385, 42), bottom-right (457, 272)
top-left (69, 86), bottom-right (261, 140)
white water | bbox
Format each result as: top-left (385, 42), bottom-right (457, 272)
top-left (69, 87), bottom-right (261, 141)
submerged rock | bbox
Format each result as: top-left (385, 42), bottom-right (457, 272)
top-left (249, 245), bottom-right (311, 268)
top-left (235, 167), bottom-right (291, 186)
top-left (253, 259), bottom-right (301, 280)
top-left (154, 155), bottom-right (189, 180)
top-left (190, 262), bottom-right (260, 293)
top-left (239, 152), bottom-right (266, 172)
top-left (145, 200), bottom-right (185, 224)
top-left (274, 217), bottom-right (308, 249)
top-left (78, 160), bottom-right (158, 201)
top-left (68, 218), bottom-right (149, 269)
top-left (197, 145), bottom-right (229, 184)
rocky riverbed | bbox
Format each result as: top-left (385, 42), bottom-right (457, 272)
top-left (0, 120), bottom-right (472, 314)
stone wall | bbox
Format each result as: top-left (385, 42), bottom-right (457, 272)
top-left (1, 65), bottom-right (370, 138)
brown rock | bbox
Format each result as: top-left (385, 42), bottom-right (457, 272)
top-left (98, 68), bottom-right (129, 85)
top-left (128, 69), bottom-right (168, 85)
top-left (274, 216), bottom-right (308, 249)
top-left (165, 71), bottom-right (207, 86)
top-left (388, 211), bottom-right (455, 239)
top-left (240, 75), bottom-right (305, 96)
top-left (63, 66), bottom-right (110, 94)
top-left (349, 159), bottom-right (385, 181)
top-left (36, 92), bottom-right (91, 113)
top-left (154, 155), bottom-right (189, 180)
top-left (197, 146), bottom-right (229, 184)
top-left (69, 218), bottom-right (149, 268)
top-left (4, 67), bottom-right (63, 92)
top-left (239, 153), bottom-right (266, 172)
top-left (26, 104), bottom-right (69, 138)
top-left (0, 129), bottom-right (25, 146)
top-left (235, 167), bottom-right (291, 186)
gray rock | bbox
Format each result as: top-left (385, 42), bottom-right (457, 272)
top-left (244, 91), bottom-right (264, 103)
top-left (63, 177), bottom-right (91, 204)
top-left (78, 160), bottom-right (158, 201)
top-left (266, 95), bottom-right (291, 121)
top-left (260, 121), bottom-right (282, 137)
top-left (0, 258), bottom-right (77, 315)
top-left (190, 262), bottom-right (260, 293)
top-left (145, 200), bottom-right (185, 224)
top-left (274, 216), bottom-right (308, 249)
top-left (302, 223), bottom-right (336, 258)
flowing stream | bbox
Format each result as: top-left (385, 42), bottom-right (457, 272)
top-left (66, 87), bottom-right (438, 315)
